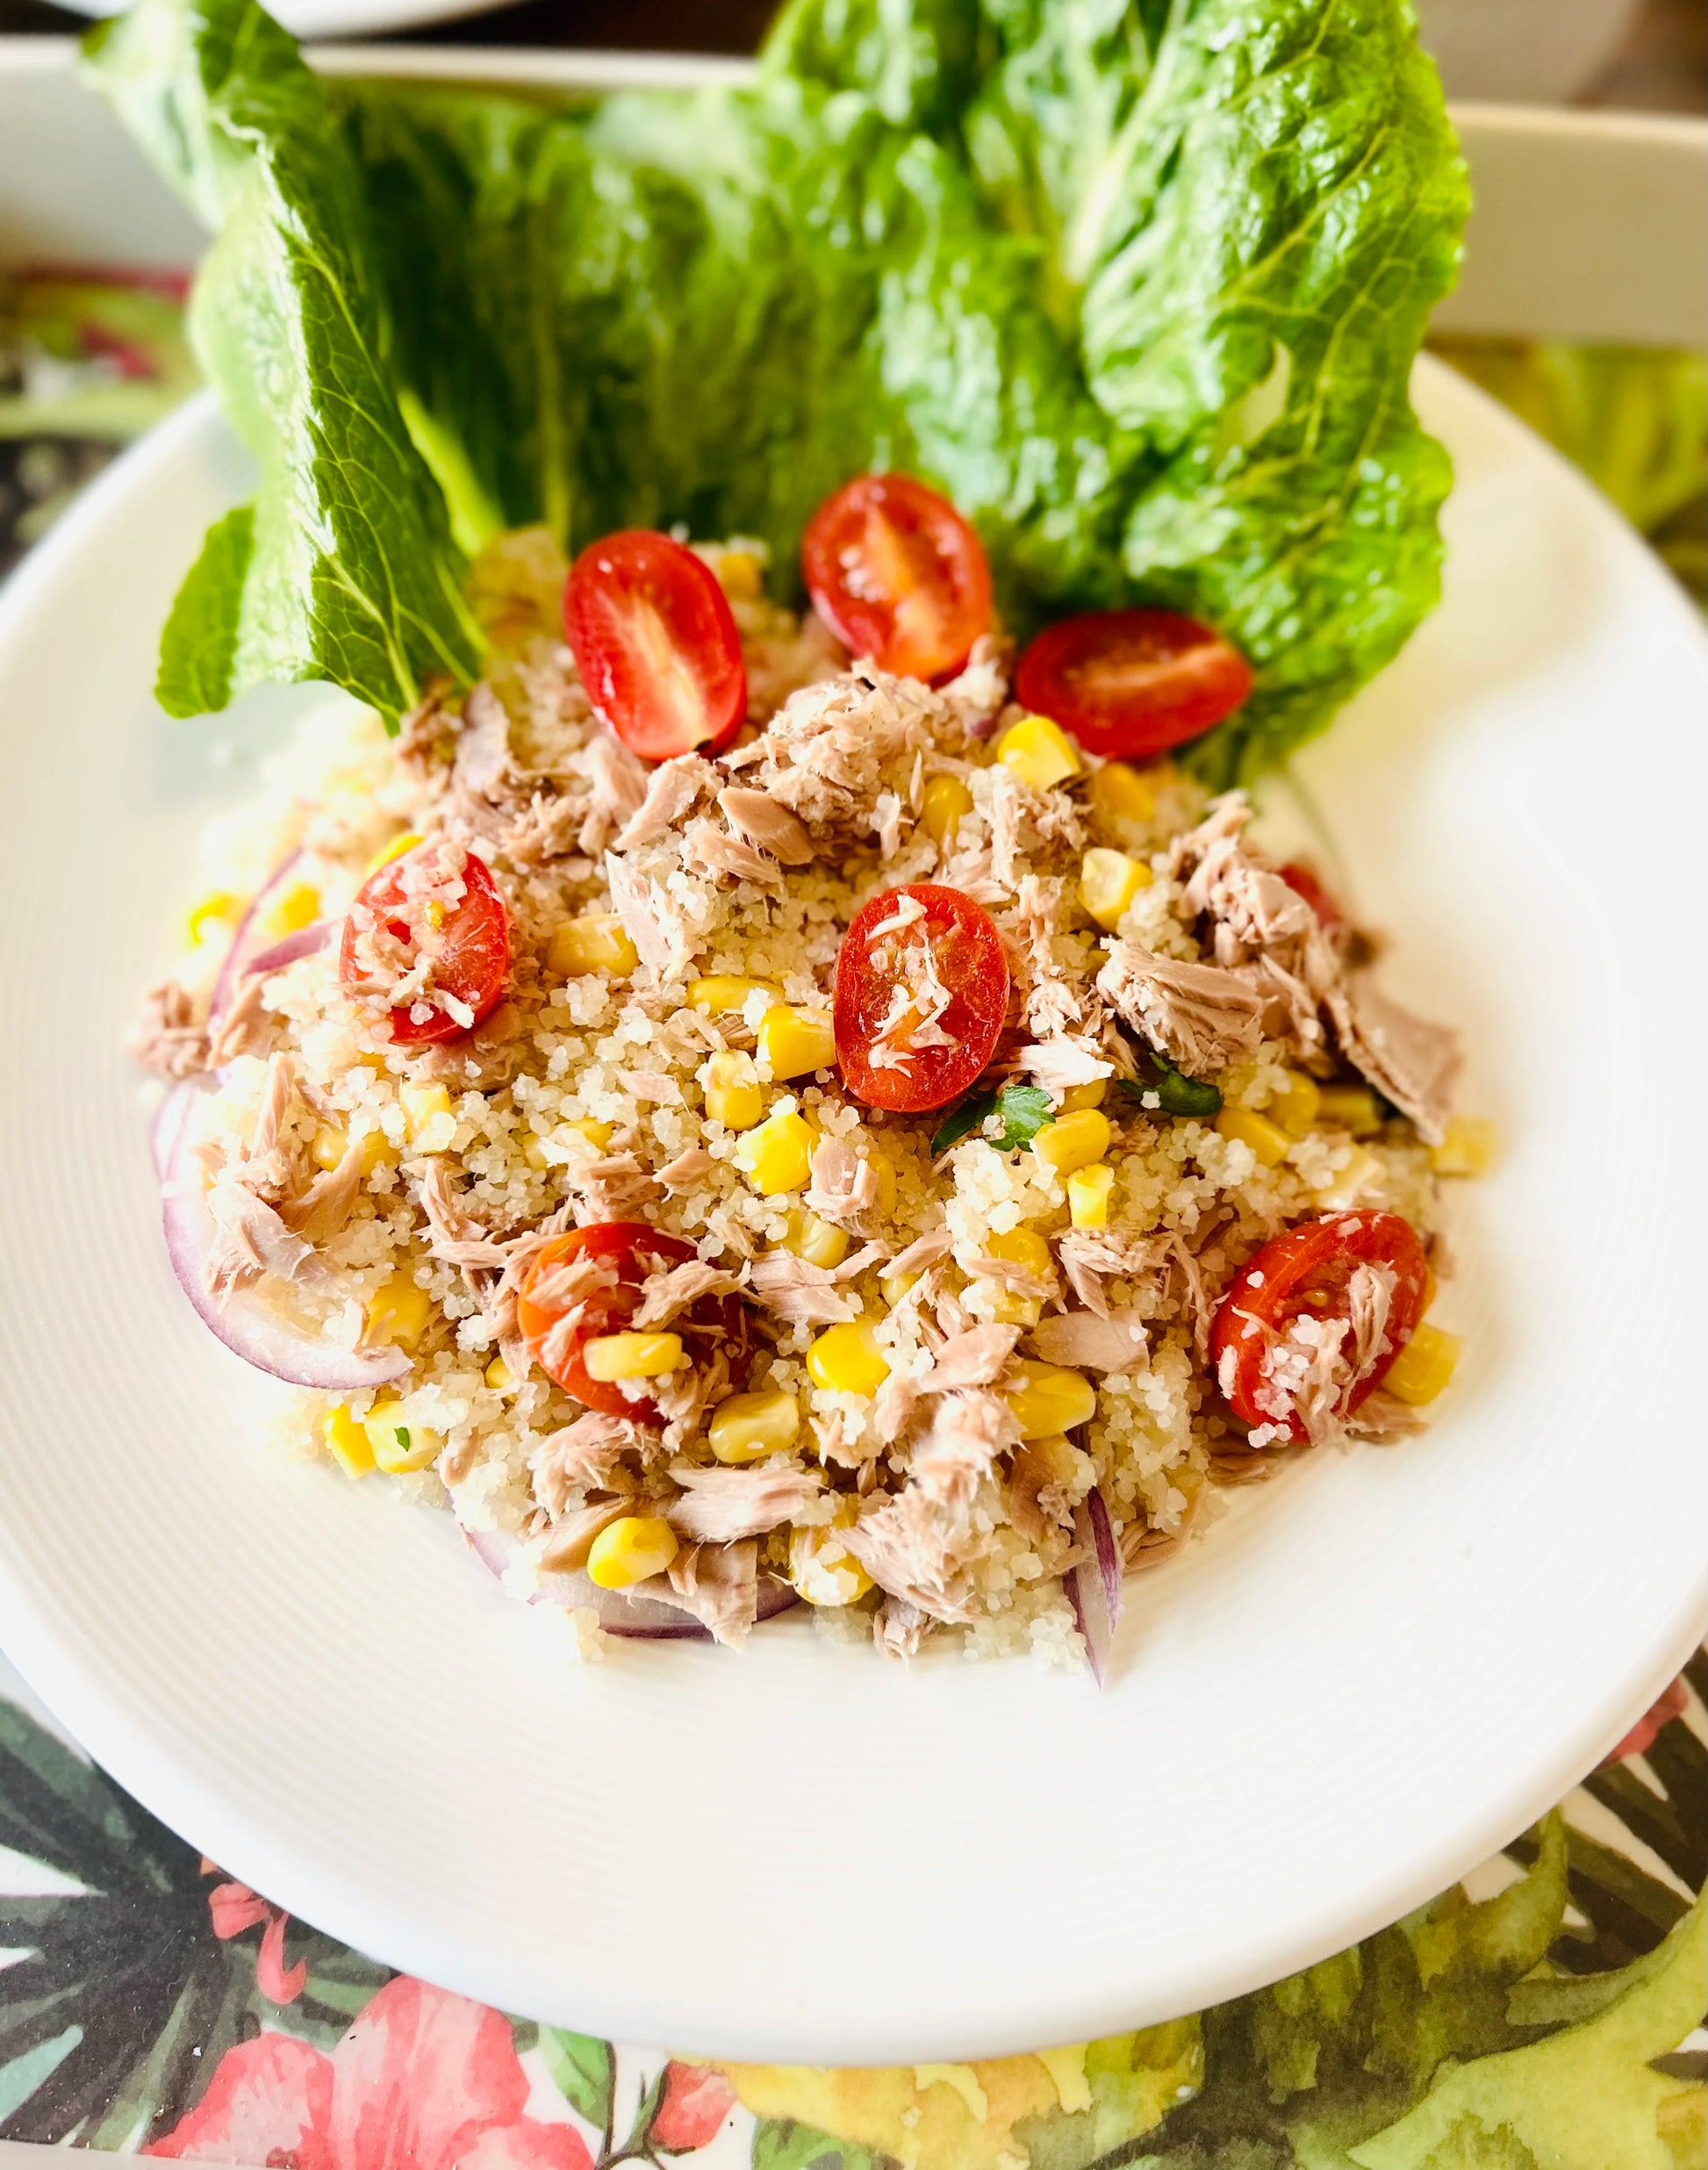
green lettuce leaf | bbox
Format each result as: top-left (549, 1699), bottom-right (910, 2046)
top-left (155, 500), bottom-right (251, 716)
top-left (86, 0), bottom-right (1464, 772)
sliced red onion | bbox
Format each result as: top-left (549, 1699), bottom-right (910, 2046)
top-left (1069, 1488), bottom-right (1123, 1688)
top-left (209, 850), bottom-right (302, 1023)
top-left (464, 1523), bottom-right (799, 1641)
top-left (161, 1110), bottom-right (409, 1392)
top-left (149, 1079), bottom-right (199, 1179)
top-left (244, 919), bottom-right (334, 978)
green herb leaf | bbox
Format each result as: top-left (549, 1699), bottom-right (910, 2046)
top-left (154, 501), bottom-right (252, 718)
top-left (1117, 1055), bottom-right (1222, 1120)
top-left (539, 2029), bottom-right (614, 2131)
top-left (930, 1081), bottom-right (1054, 1157)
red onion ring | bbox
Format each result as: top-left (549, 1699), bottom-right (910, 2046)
top-left (464, 1523), bottom-right (799, 1641)
top-left (1068, 1487), bottom-right (1123, 1687)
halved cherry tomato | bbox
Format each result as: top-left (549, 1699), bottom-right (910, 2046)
top-left (515, 1221), bottom-right (749, 1420)
top-left (835, 883), bottom-right (1009, 1113)
top-left (563, 529), bottom-right (747, 762)
top-left (1209, 1211), bottom-right (1429, 1444)
top-left (339, 843), bottom-right (511, 1047)
top-left (1278, 861), bottom-right (1343, 930)
top-left (801, 473), bottom-right (992, 684)
top-left (1015, 608), bottom-right (1252, 758)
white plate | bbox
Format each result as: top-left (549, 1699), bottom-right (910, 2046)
top-left (0, 362), bottom-right (1703, 2063)
top-left (54, 0), bottom-right (517, 38)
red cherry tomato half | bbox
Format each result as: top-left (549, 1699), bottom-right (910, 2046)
top-left (835, 883), bottom-right (1009, 1113)
top-left (339, 843), bottom-right (511, 1047)
top-left (563, 529), bottom-right (747, 763)
top-left (801, 473), bottom-right (992, 684)
top-left (1209, 1211), bottom-right (1429, 1444)
top-left (1015, 608), bottom-right (1253, 759)
top-left (1278, 861), bottom-right (1344, 930)
top-left (515, 1221), bottom-right (749, 1420)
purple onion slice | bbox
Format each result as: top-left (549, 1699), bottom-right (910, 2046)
top-left (243, 919), bottom-right (334, 979)
top-left (1069, 1487), bottom-right (1123, 1688)
top-left (209, 851), bottom-right (303, 1023)
top-left (463, 1523), bottom-right (799, 1641)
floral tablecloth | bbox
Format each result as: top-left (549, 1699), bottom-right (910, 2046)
top-left (0, 273), bottom-right (1704, 2167)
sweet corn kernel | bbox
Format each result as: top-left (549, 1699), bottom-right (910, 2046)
top-left (1079, 846), bottom-right (1153, 931)
top-left (784, 1209), bottom-right (850, 1270)
top-left (1312, 1143), bottom-right (1383, 1210)
top-left (737, 1108), bottom-right (817, 1196)
top-left (263, 880), bottom-right (320, 938)
top-left (568, 1117), bottom-right (614, 1149)
top-left (1008, 1361), bottom-right (1097, 1440)
top-left (988, 1225), bottom-right (1053, 1279)
top-left (363, 1399), bottom-right (441, 1474)
top-left (1385, 1321), bottom-right (1461, 1405)
top-left (1059, 1080), bottom-right (1108, 1112)
top-left (996, 714), bottom-right (1081, 790)
top-left (587, 1515), bottom-right (678, 1591)
top-left (363, 830), bottom-right (422, 877)
top-left (1067, 1164), bottom-right (1113, 1229)
top-left (186, 890), bottom-right (242, 947)
top-left (1033, 1108), bottom-right (1113, 1176)
top-left (807, 1321), bottom-right (891, 1397)
top-left (549, 913), bottom-right (639, 977)
top-left (583, 1332), bottom-right (685, 1382)
top-left (312, 1124), bottom-right (390, 1176)
top-left (992, 1291), bottom-right (1044, 1329)
top-left (1267, 1070), bottom-right (1322, 1139)
top-left (484, 1354), bottom-right (515, 1393)
top-left (1316, 1084), bottom-right (1385, 1136)
top-left (921, 773), bottom-right (974, 849)
top-left (717, 549), bottom-right (764, 600)
top-left (365, 1274), bottom-right (433, 1354)
top-left (322, 1405), bottom-right (375, 1478)
top-left (1089, 759), bottom-right (1159, 832)
top-left (708, 1387), bottom-right (800, 1463)
top-left (1432, 1116), bottom-right (1497, 1177)
top-left (401, 1081), bottom-right (454, 1145)
top-left (689, 974), bottom-right (781, 1015)
top-left (879, 1270), bottom-right (919, 1310)
top-left (789, 1519), bottom-right (874, 1606)
top-left (1215, 1106), bottom-right (1291, 1168)
top-left (863, 1143), bottom-right (899, 1218)
top-left (705, 1051), bottom-right (764, 1132)
top-left (759, 1004), bottom-right (837, 1080)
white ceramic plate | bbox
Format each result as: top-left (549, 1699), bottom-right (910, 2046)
top-left (55, 0), bottom-right (517, 38)
top-left (0, 362), bottom-right (1703, 2064)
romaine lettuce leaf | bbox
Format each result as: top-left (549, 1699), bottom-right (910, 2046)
top-left (86, 0), bottom-right (1465, 775)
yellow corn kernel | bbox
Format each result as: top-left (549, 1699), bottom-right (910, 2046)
top-left (879, 1269), bottom-right (919, 1310)
top-left (484, 1354), bottom-right (515, 1393)
top-left (365, 1274), bottom-right (433, 1354)
top-left (807, 1321), bottom-right (891, 1397)
top-left (789, 1518), bottom-right (874, 1606)
top-left (1312, 1143), bottom-right (1383, 1211)
top-left (708, 1387), bottom-right (801, 1464)
top-left (1079, 846), bottom-right (1153, 931)
top-left (1316, 1084), bottom-right (1385, 1136)
top-left (549, 913), bottom-right (639, 978)
top-left (759, 1004), bottom-right (837, 1081)
top-left (1067, 1164), bottom-right (1113, 1229)
top-left (1268, 1070), bottom-right (1322, 1139)
top-left (588, 1515), bottom-right (678, 1591)
top-left (988, 1225), bottom-right (1053, 1279)
top-left (400, 1081), bottom-right (454, 1146)
top-left (322, 1404), bottom-right (375, 1478)
top-left (187, 890), bottom-right (242, 947)
top-left (1008, 1361), bottom-right (1097, 1440)
top-left (993, 1291), bottom-right (1044, 1329)
top-left (863, 1141), bottom-right (899, 1218)
top-left (1033, 1108), bottom-right (1113, 1177)
top-left (568, 1117), bottom-right (614, 1150)
top-left (1215, 1105), bottom-right (1291, 1168)
top-left (705, 1051), bottom-right (764, 1132)
top-left (688, 974), bottom-right (781, 1016)
top-left (717, 549), bottom-right (764, 600)
top-left (1385, 1321), bottom-right (1461, 1406)
top-left (1432, 1116), bottom-right (1497, 1177)
top-left (737, 1108), bottom-right (817, 1196)
top-left (363, 830), bottom-right (422, 877)
top-left (784, 1209), bottom-right (850, 1270)
top-left (1089, 759), bottom-right (1159, 832)
top-left (582, 1331), bottom-right (685, 1383)
top-left (362, 1398), bottom-right (441, 1474)
top-left (312, 1124), bottom-right (390, 1176)
top-left (262, 880), bottom-right (320, 939)
top-left (921, 773), bottom-right (974, 849)
top-left (1059, 1080), bottom-right (1109, 1113)
top-left (996, 714), bottom-right (1081, 790)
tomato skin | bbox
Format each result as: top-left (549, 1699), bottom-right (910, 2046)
top-left (1209, 1211), bottom-right (1429, 1443)
top-left (339, 845), bottom-right (511, 1047)
top-left (1015, 608), bottom-right (1252, 758)
top-left (563, 529), bottom-right (747, 762)
top-left (835, 883), bottom-right (1009, 1113)
top-left (801, 473), bottom-right (992, 684)
top-left (1278, 861), bottom-right (1343, 930)
top-left (515, 1222), bottom-right (749, 1420)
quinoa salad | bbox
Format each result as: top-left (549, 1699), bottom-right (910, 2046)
top-left (132, 485), bottom-right (1489, 1668)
